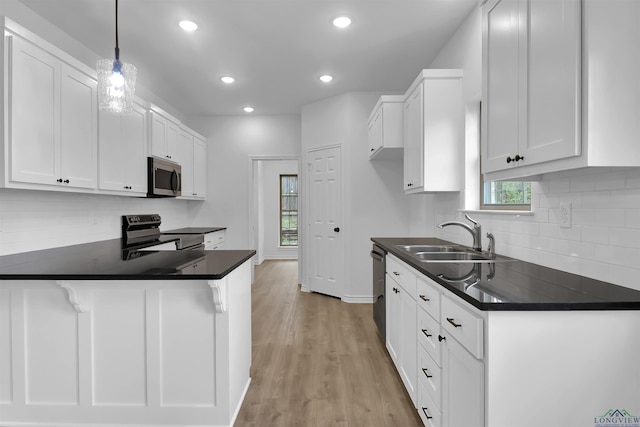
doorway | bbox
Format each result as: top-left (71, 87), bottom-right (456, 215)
top-left (249, 157), bottom-right (300, 267)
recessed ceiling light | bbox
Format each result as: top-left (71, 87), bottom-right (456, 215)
top-left (333, 16), bottom-right (352, 29)
top-left (243, 106), bottom-right (254, 113)
top-left (319, 74), bottom-right (334, 83)
top-left (179, 20), bottom-right (198, 32)
top-left (221, 76), bottom-right (235, 84)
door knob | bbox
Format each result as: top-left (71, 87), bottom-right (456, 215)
top-left (334, 227), bottom-right (340, 232)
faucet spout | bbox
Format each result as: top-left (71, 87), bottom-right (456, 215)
top-left (437, 214), bottom-right (483, 251)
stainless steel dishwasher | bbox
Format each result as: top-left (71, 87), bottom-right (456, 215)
top-left (371, 244), bottom-right (386, 338)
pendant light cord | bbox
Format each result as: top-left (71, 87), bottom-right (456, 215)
top-left (114, 0), bottom-right (120, 60)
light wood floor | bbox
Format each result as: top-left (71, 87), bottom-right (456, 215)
top-left (235, 260), bottom-right (422, 427)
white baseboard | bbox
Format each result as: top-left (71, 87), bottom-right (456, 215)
top-left (230, 377), bottom-right (252, 427)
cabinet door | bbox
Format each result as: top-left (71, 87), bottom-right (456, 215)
top-left (177, 130), bottom-right (194, 197)
top-left (399, 287), bottom-right (417, 406)
top-left (122, 102), bottom-right (148, 193)
top-left (522, 0), bottom-right (581, 165)
top-left (482, 0), bottom-right (520, 174)
top-left (166, 120), bottom-right (179, 161)
top-left (368, 107), bottom-right (383, 155)
top-left (403, 83), bottom-right (423, 191)
top-left (98, 105), bottom-right (126, 191)
top-left (150, 112), bottom-right (168, 159)
top-left (442, 334), bottom-right (484, 427)
top-left (59, 64), bottom-right (97, 189)
top-left (8, 34), bottom-right (61, 185)
top-left (193, 138), bottom-right (207, 198)
top-left (385, 277), bottom-right (400, 368)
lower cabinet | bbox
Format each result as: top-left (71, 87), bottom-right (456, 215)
top-left (204, 230), bottom-right (225, 250)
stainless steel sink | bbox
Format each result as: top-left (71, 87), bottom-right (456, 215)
top-left (394, 244), bottom-right (463, 253)
top-left (413, 251), bottom-right (496, 263)
top-left (394, 244), bottom-right (497, 263)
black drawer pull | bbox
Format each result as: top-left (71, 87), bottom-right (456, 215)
top-left (393, 271), bottom-right (400, 276)
top-left (422, 407), bottom-right (433, 420)
top-left (419, 294), bottom-right (430, 302)
top-left (421, 329), bottom-right (432, 338)
top-left (422, 368), bottom-right (432, 379)
top-left (447, 317), bottom-right (462, 328)
top-left (438, 335), bottom-right (446, 342)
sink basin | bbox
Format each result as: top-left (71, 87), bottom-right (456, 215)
top-left (413, 251), bottom-right (496, 263)
top-left (394, 244), bottom-right (463, 253)
top-left (394, 243), bottom-right (497, 263)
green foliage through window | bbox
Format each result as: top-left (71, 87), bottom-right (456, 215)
top-left (482, 181), bottom-right (531, 208)
top-left (280, 175), bottom-right (298, 246)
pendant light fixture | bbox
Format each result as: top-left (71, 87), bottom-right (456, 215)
top-left (97, 0), bottom-right (137, 114)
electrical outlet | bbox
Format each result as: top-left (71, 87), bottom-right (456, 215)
top-left (560, 203), bottom-right (571, 228)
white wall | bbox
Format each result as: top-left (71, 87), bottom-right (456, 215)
top-left (301, 92), bottom-right (411, 301)
top-left (257, 160), bottom-right (299, 262)
top-left (186, 115), bottom-right (301, 250)
top-left (423, 6), bottom-right (640, 292)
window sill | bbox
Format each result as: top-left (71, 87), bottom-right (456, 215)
top-left (460, 209), bottom-right (534, 216)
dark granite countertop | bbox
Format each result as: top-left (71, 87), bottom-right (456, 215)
top-left (0, 238), bottom-right (254, 281)
top-left (372, 237), bottom-right (640, 311)
top-left (162, 227), bottom-right (226, 235)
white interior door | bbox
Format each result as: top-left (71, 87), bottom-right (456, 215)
top-left (307, 146), bottom-right (343, 298)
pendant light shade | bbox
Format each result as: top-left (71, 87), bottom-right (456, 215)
top-left (97, 0), bottom-right (137, 114)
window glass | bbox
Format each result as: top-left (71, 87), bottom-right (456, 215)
top-left (280, 175), bottom-right (298, 246)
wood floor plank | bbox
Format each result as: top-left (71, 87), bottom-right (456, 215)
top-left (235, 260), bottom-right (422, 427)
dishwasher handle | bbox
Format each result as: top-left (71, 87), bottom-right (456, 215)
top-left (370, 249), bottom-right (385, 263)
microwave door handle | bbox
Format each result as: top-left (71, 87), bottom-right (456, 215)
top-left (170, 170), bottom-right (180, 194)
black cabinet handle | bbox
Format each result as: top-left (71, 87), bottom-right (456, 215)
top-left (422, 368), bottom-right (433, 379)
top-left (393, 271), bottom-right (400, 276)
top-left (447, 318), bottom-right (462, 328)
top-left (506, 156), bottom-right (513, 163)
top-left (334, 227), bottom-right (340, 232)
top-left (56, 178), bottom-right (63, 183)
top-left (438, 335), bottom-right (446, 342)
top-left (421, 329), bottom-right (432, 338)
top-left (63, 179), bottom-right (70, 184)
top-left (422, 408), bottom-right (433, 420)
top-left (370, 148), bottom-right (374, 152)
top-left (514, 154), bottom-right (524, 161)
top-left (419, 295), bottom-right (430, 302)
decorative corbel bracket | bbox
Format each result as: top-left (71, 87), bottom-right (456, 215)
top-left (56, 281), bottom-right (91, 313)
top-left (208, 279), bottom-right (227, 313)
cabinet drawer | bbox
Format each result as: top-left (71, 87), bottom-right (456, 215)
top-left (418, 380), bottom-right (442, 427)
top-left (416, 276), bottom-right (440, 320)
top-left (386, 255), bottom-right (416, 299)
top-left (441, 296), bottom-right (483, 359)
top-left (418, 344), bottom-right (442, 410)
top-left (204, 230), bottom-right (225, 247)
top-left (418, 307), bottom-right (441, 366)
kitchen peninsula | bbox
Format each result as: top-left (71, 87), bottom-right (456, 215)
top-left (0, 239), bottom-right (255, 427)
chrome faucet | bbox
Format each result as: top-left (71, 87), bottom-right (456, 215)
top-left (438, 214), bottom-right (482, 251)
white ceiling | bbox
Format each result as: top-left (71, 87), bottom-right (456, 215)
top-left (17, 0), bottom-right (477, 116)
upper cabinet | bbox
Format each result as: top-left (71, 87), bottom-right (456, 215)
top-left (98, 99), bottom-right (148, 196)
top-left (368, 95), bottom-right (403, 160)
top-left (176, 127), bottom-right (207, 200)
top-left (149, 106), bottom-right (179, 162)
top-left (403, 69), bottom-right (464, 193)
top-left (3, 20), bottom-right (98, 192)
top-left (482, 0), bottom-right (640, 181)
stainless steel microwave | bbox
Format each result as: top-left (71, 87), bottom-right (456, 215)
top-left (147, 157), bottom-right (181, 197)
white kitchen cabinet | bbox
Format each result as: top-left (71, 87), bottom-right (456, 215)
top-left (386, 255), bottom-right (418, 406)
top-left (481, 0), bottom-right (640, 182)
top-left (149, 105), bottom-right (179, 162)
top-left (204, 230), bottom-right (225, 250)
top-left (367, 95), bottom-right (403, 160)
top-left (403, 70), bottom-right (464, 193)
top-left (98, 99), bottom-right (148, 195)
top-left (4, 21), bottom-right (97, 192)
top-left (177, 128), bottom-right (207, 200)
top-left (481, 0), bottom-right (581, 176)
